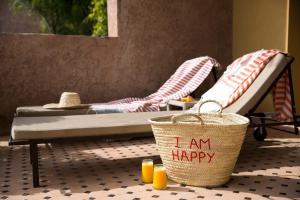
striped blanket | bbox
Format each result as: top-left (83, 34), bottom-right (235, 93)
top-left (91, 56), bottom-right (219, 113)
top-left (273, 71), bottom-right (293, 121)
top-left (194, 49), bottom-right (292, 121)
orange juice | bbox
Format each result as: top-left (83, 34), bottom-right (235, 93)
top-left (180, 96), bottom-right (194, 102)
top-left (153, 164), bottom-right (167, 190)
top-left (142, 159), bottom-right (153, 183)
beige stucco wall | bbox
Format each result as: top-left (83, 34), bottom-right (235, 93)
top-left (233, 0), bottom-right (289, 112)
top-left (0, 0), bottom-right (233, 133)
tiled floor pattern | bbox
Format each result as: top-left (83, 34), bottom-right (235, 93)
top-left (0, 129), bottom-right (299, 200)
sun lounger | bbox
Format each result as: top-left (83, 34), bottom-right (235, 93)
top-left (224, 53), bottom-right (299, 140)
top-left (9, 53), bottom-right (299, 187)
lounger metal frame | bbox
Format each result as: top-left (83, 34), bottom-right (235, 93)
top-left (8, 55), bottom-right (299, 188)
top-left (247, 57), bottom-right (299, 140)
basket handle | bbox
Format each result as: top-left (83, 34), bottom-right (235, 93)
top-left (171, 113), bottom-right (204, 124)
top-left (198, 100), bottom-right (223, 114)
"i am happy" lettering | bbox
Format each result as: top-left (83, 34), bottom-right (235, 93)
top-left (171, 137), bottom-right (215, 163)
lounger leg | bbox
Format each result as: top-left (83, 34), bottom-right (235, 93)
top-left (30, 143), bottom-right (40, 187)
top-left (29, 145), bottom-right (33, 165)
top-left (167, 104), bottom-right (171, 111)
top-left (287, 65), bottom-right (299, 135)
top-left (252, 114), bottom-right (268, 141)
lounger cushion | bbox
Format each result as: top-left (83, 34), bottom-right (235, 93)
top-left (16, 106), bottom-right (92, 117)
top-left (12, 111), bottom-right (181, 140)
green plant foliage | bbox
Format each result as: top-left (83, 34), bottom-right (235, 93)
top-left (9, 0), bottom-right (108, 36)
top-left (88, 0), bottom-right (108, 36)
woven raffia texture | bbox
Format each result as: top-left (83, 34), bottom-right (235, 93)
top-left (150, 112), bottom-right (249, 187)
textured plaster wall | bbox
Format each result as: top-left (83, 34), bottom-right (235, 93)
top-left (0, 0), bottom-right (233, 133)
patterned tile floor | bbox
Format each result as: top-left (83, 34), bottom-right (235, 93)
top-left (0, 128), bottom-right (299, 200)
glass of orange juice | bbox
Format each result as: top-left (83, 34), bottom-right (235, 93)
top-left (142, 159), bottom-right (154, 183)
top-left (153, 164), bottom-right (167, 190)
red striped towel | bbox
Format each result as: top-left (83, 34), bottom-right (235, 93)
top-left (197, 49), bottom-right (293, 121)
top-left (273, 71), bottom-right (293, 121)
top-left (91, 56), bottom-right (219, 113)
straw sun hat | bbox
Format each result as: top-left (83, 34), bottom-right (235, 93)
top-left (43, 92), bottom-right (90, 109)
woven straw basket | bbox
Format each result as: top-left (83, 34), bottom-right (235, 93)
top-left (149, 100), bottom-right (249, 187)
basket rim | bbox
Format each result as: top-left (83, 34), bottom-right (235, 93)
top-left (148, 112), bottom-right (250, 126)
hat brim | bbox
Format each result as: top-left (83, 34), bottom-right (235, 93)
top-left (43, 103), bottom-right (90, 109)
